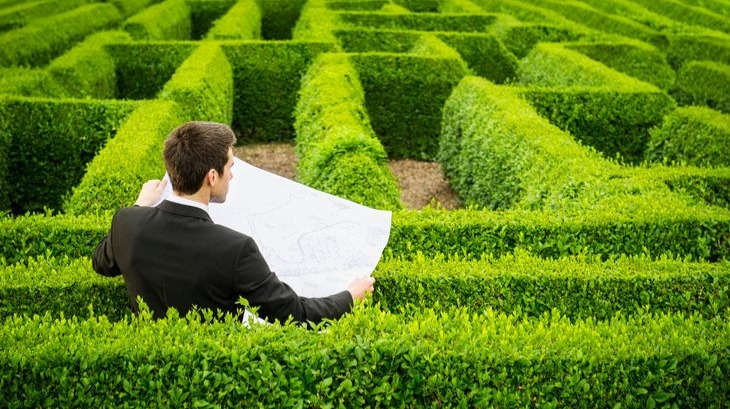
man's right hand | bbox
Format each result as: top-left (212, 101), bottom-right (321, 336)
top-left (134, 179), bottom-right (167, 207)
top-left (347, 276), bottom-right (375, 301)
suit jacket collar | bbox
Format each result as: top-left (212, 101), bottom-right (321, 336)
top-left (158, 200), bottom-right (213, 222)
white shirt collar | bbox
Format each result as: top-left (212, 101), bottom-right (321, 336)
top-left (166, 193), bottom-right (209, 214)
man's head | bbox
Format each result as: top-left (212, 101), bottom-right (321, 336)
top-left (163, 122), bottom-right (237, 202)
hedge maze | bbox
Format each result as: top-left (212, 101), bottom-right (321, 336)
top-left (1, 0), bottom-right (729, 406)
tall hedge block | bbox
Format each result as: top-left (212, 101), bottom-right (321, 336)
top-left (352, 53), bottom-right (468, 159)
top-left (64, 100), bottom-right (185, 215)
top-left (258, 0), bottom-right (306, 40)
top-left (489, 21), bottom-right (584, 59)
top-left (673, 60), bottom-right (730, 114)
top-left (436, 32), bottom-right (518, 83)
top-left (107, 0), bottom-right (161, 18)
top-left (295, 53), bottom-right (401, 210)
top-left (292, 0), bottom-right (339, 42)
top-left (627, 0), bottom-right (730, 35)
top-left (47, 30), bottom-right (132, 99)
top-left (0, 309), bottom-right (727, 408)
top-left (0, 0), bottom-right (92, 30)
top-left (122, 0), bottom-right (191, 41)
top-left (0, 109), bottom-right (9, 213)
top-left (337, 11), bottom-right (497, 32)
top-left (0, 4), bottom-right (122, 67)
top-left (108, 42), bottom-right (197, 100)
top-left (0, 68), bottom-right (69, 98)
top-left (205, 0), bottom-right (261, 40)
top-left (334, 28), bottom-right (419, 53)
top-left (221, 41), bottom-right (335, 142)
top-left (0, 97), bottom-right (137, 215)
top-left (439, 76), bottom-right (610, 210)
top-left (157, 43), bottom-right (234, 124)
top-left (564, 40), bottom-right (675, 91)
top-left (187, 0), bottom-right (237, 39)
top-left (646, 107), bottom-right (730, 167)
top-left (666, 34), bottom-right (730, 69)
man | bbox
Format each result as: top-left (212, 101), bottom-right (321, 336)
top-left (93, 121), bottom-right (375, 324)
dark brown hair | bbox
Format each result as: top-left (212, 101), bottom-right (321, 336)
top-left (163, 122), bottom-right (236, 195)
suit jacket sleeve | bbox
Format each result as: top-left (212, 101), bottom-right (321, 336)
top-left (92, 213), bottom-right (122, 278)
top-left (233, 237), bottom-right (353, 324)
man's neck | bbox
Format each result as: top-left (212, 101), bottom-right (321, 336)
top-left (173, 190), bottom-right (209, 206)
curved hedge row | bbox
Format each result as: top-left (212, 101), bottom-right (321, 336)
top-left (0, 308), bottom-right (727, 408)
top-left (122, 0), bottom-right (191, 41)
top-left (294, 52), bottom-right (401, 210)
top-left (205, 0), bottom-right (261, 40)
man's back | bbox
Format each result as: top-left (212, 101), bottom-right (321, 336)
top-left (93, 200), bottom-right (353, 322)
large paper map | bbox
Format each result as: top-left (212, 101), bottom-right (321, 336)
top-left (156, 157), bottom-right (392, 297)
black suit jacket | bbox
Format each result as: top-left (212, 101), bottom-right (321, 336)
top-left (93, 200), bottom-right (353, 323)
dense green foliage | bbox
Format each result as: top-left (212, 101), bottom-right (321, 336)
top-left (295, 53), bottom-right (401, 210)
top-left (673, 60), bottom-right (730, 113)
top-left (64, 100), bottom-right (184, 214)
top-left (646, 107), bottom-right (730, 167)
top-left (0, 308), bottom-right (727, 408)
top-left (122, 0), bottom-right (191, 41)
top-left (0, 3), bottom-right (122, 67)
top-left (47, 30), bottom-right (131, 99)
top-left (0, 67), bottom-right (68, 98)
top-left (0, 0), bottom-right (91, 31)
top-left (259, 0), bottom-right (306, 40)
top-left (353, 53), bottom-right (467, 159)
top-left (158, 43), bottom-right (234, 124)
top-left (0, 97), bottom-right (136, 214)
top-left (205, 0), bottom-right (261, 40)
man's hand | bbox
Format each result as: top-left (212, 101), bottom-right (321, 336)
top-left (134, 179), bottom-right (167, 207)
top-left (347, 276), bottom-right (375, 301)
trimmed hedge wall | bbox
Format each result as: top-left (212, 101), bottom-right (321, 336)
top-left (352, 53), bottom-right (468, 159)
top-left (64, 100), bottom-right (185, 215)
top-left (436, 32), bottom-right (518, 83)
top-left (0, 67), bottom-right (68, 98)
top-left (107, 0), bottom-right (161, 18)
top-left (0, 256), bottom-right (129, 321)
top-left (295, 52), bottom-right (401, 210)
top-left (673, 60), bottom-right (730, 114)
top-left (187, 0), bottom-right (236, 39)
top-left (0, 309), bottom-right (727, 407)
top-left (375, 252), bottom-right (730, 319)
top-left (0, 97), bottom-right (137, 215)
top-left (627, 0), bottom-right (730, 35)
top-left (666, 34), bottom-right (730, 69)
top-left (122, 0), bottom-right (191, 41)
top-left (220, 41), bottom-right (335, 142)
top-left (205, 0), bottom-right (261, 40)
top-left (563, 40), bottom-right (675, 91)
top-left (645, 106), bottom-right (730, 167)
top-left (336, 11), bottom-right (497, 32)
top-left (0, 3), bottom-right (122, 67)
top-left (490, 21), bottom-right (585, 59)
top-left (0, 0), bottom-right (92, 31)
top-left (157, 42), bottom-right (234, 124)
top-left (334, 28), bottom-right (419, 53)
top-left (47, 30), bottom-right (131, 99)
top-left (439, 76), bottom-right (611, 210)
top-left (258, 0), bottom-right (306, 40)
top-left (107, 42), bottom-right (197, 100)
top-left (292, 0), bottom-right (339, 42)
top-left (635, 165), bottom-right (730, 211)
top-left (3, 252), bottom-right (727, 322)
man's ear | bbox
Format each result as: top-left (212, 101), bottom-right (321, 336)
top-left (206, 168), bottom-right (218, 187)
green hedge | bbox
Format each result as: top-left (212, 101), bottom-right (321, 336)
top-left (627, 0), bottom-right (730, 35)
top-left (490, 20), bottom-right (585, 59)
top-left (352, 53), bottom-right (468, 159)
top-left (258, 0), bottom-right (306, 40)
top-left (471, 0), bottom-right (591, 35)
top-left (122, 0), bottom-right (191, 41)
top-left (439, 0), bottom-right (484, 13)
top-left (0, 67), bottom-right (68, 98)
top-left (436, 32), bottom-right (518, 83)
top-left (0, 309), bottom-right (727, 407)
top-left (0, 3), bottom-right (122, 67)
top-left (646, 106), bottom-right (730, 167)
top-left (107, 0), bottom-right (161, 18)
top-left (220, 41), bottom-right (335, 142)
top-left (294, 53), bottom-right (401, 210)
top-left (439, 76), bottom-right (611, 210)
top-left (392, 0), bottom-right (439, 12)
top-left (333, 28), bottom-right (419, 53)
top-left (673, 60), bottom-right (730, 113)
top-left (205, 0), bottom-right (261, 40)
top-left (292, 0), bottom-right (339, 42)
top-left (666, 34), bottom-right (730, 69)
top-left (375, 252), bottom-right (730, 319)
top-left (64, 100), bottom-right (185, 215)
top-left (0, 256), bottom-right (129, 321)
top-left (336, 11), bottom-right (497, 32)
top-left (638, 165), bottom-right (730, 211)
top-left (107, 42), bottom-right (197, 100)
top-left (564, 40), bottom-right (675, 91)
top-left (516, 46), bottom-right (676, 162)
top-left (325, 0), bottom-right (388, 11)
top-left (157, 42), bottom-right (234, 124)
top-left (0, 110), bottom-right (9, 212)
top-left (47, 30), bottom-right (131, 99)
top-left (0, 213), bottom-right (107, 265)
top-left (513, 0), bottom-right (668, 48)
top-left (0, 97), bottom-right (137, 215)
top-left (0, 0), bottom-right (92, 31)
top-left (187, 0), bottom-right (237, 39)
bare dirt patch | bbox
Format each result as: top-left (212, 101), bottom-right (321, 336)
top-left (234, 143), bottom-right (460, 210)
